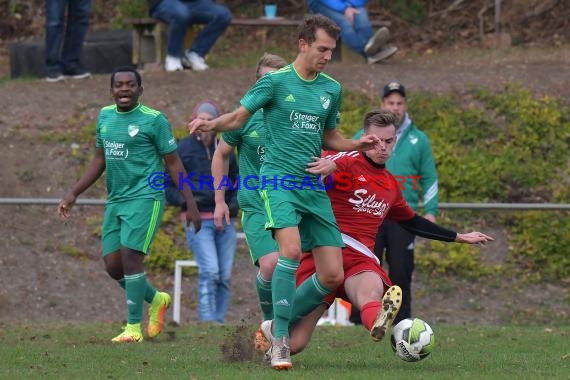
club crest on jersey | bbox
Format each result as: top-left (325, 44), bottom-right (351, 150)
top-left (128, 125), bottom-right (140, 137)
top-left (320, 96), bottom-right (330, 110)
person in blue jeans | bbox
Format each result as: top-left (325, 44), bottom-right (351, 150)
top-left (307, 0), bottom-right (397, 64)
top-left (173, 100), bottom-right (238, 323)
top-left (149, 0), bottom-right (232, 72)
top-left (45, 0), bottom-right (92, 82)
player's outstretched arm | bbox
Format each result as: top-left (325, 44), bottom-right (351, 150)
top-left (322, 129), bottom-right (379, 152)
top-left (398, 214), bottom-right (494, 244)
top-left (455, 231), bottom-right (494, 244)
top-left (163, 152), bottom-right (202, 233)
top-left (188, 106), bottom-right (251, 135)
top-left (212, 139), bottom-right (234, 230)
top-left (58, 148), bottom-right (105, 218)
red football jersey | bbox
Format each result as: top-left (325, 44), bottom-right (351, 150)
top-left (323, 150), bottom-right (415, 252)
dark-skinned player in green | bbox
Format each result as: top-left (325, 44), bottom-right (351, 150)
top-left (58, 66), bottom-right (201, 343)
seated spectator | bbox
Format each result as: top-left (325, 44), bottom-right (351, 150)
top-left (308, 0), bottom-right (397, 64)
top-left (148, 0), bottom-right (232, 72)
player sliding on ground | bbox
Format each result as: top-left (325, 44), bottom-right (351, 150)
top-left (258, 111), bottom-right (494, 356)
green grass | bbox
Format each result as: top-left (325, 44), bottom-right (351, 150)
top-left (0, 323), bottom-right (568, 379)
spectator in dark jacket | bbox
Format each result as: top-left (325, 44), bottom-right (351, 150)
top-left (170, 100), bottom-right (238, 323)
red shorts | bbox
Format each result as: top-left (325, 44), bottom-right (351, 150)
top-left (296, 246), bottom-right (392, 305)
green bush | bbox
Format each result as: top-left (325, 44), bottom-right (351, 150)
top-left (112, 0), bottom-right (148, 28)
top-left (508, 211), bottom-right (570, 282)
top-left (337, 90), bottom-right (375, 137)
top-left (378, 0), bottom-right (427, 24)
top-left (146, 206), bottom-right (191, 273)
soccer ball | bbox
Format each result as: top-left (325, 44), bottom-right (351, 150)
top-left (390, 318), bottom-right (435, 362)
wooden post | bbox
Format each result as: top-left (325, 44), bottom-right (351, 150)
top-left (494, 0), bottom-right (501, 35)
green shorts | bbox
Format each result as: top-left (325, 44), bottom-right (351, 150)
top-left (260, 188), bottom-right (344, 252)
top-left (242, 210), bottom-right (279, 266)
top-left (101, 198), bottom-right (164, 256)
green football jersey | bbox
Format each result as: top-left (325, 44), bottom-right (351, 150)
top-left (96, 103), bottom-right (177, 203)
top-left (222, 109), bottom-right (266, 211)
top-left (240, 64), bottom-right (342, 185)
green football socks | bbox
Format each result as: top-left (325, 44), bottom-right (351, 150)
top-left (117, 276), bottom-right (157, 304)
top-left (256, 271), bottom-right (274, 320)
top-left (272, 257), bottom-right (299, 339)
top-left (290, 273), bottom-right (331, 325)
top-left (124, 273), bottom-right (147, 324)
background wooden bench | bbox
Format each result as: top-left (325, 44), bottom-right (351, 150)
top-left (126, 17), bottom-right (391, 66)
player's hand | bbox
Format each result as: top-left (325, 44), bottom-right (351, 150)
top-left (185, 202), bottom-right (202, 233)
top-left (344, 7), bottom-right (359, 24)
top-left (57, 193), bottom-right (76, 218)
top-left (306, 157), bottom-right (337, 176)
top-left (187, 118), bottom-right (214, 135)
top-left (455, 232), bottom-right (494, 245)
top-left (354, 134), bottom-right (380, 151)
top-left (214, 201), bottom-right (230, 231)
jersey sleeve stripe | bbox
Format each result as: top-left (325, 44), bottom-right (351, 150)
top-left (424, 182), bottom-right (438, 205)
top-left (319, 72), bottom-right (341, 86)
top-left (139, 105), bottom-right (160, 116)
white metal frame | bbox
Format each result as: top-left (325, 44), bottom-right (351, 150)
top-left (317, 299), bottom-right (354, 326)
top-left (172, 233), bottom-right (245, 324)
top-left (172, 260), bottom-right (197, 324)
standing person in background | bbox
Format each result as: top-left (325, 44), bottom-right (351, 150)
top-left (174, 100), bottom-right (239, 323)
top-left (353, 81), bottom-right (439, 324)
top-left (45, 0), bottom-right (92, 82)
top-left (148, 0), bottom-right (232, 72)
top-left (58, 67), bottom-right (201, 342)
top-left (307, 0), bottom-right (398, 64)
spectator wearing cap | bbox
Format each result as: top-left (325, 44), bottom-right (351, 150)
top-left (168, 100), bottom-right (239, 323)
top-left (307, 0), bottom-right (397, 64)
top-left (352, 81), bottom-right (439, 324)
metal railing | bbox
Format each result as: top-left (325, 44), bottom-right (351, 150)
top-left (1, 198), bottom-right (569, 210)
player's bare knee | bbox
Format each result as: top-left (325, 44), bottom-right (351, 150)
top-left (105, 265), bottom-right (123, 280)
top-left (259, 253), bottom-right (279, 279)
top-left (290, 336), bottom-right (308, 356)
top-left (280, 243), bottom-right (302, 260)
top-left (319, 270), bottom-right (343, 289)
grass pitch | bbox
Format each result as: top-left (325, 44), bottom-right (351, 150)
top-left (0, 322), bottom-right (567, 379)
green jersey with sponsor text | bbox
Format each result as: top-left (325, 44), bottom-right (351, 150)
top-left (96, 103), bottom-right (177, 203)
top-left (222, 109), bottom-right (266, 211)
top-left (240, 64), bottom-right (342, 185)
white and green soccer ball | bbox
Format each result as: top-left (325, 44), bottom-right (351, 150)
top-left (390, 318), bottom-right (435, 362)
